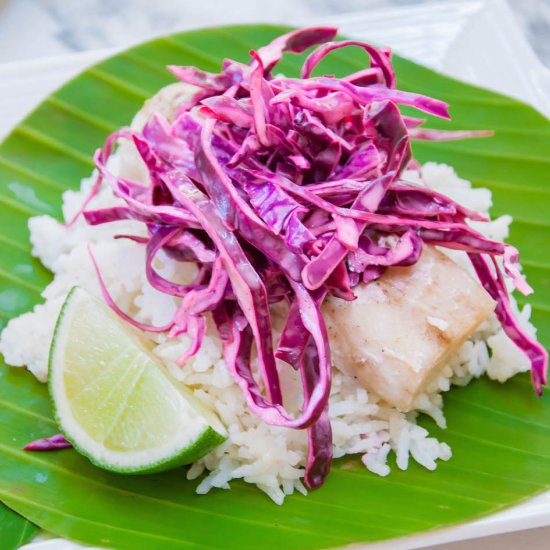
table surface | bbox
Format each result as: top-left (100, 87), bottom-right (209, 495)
top-left (0, 0), bottom-right (549, 68)
top-left (2, 1), bottom-right (550, 549)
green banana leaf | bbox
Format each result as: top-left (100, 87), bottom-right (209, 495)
top-left (0, 502), bottom-right (39, 550)
top-left (0, 24), bottom-right (550, 550)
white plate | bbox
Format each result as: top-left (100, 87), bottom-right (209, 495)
top-left (5, 0), bottom-right (550, 549)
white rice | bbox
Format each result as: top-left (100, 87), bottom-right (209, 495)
top-left (0, 160), bottom-right (536, 506)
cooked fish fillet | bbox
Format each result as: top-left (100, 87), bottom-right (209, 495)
top-left (117, 82), bottom-right (197, 184)
top-left (323, 246), bottom-right (496, 411)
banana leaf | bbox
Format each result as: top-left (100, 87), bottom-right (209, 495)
top-left (0, 24), bottom-right (549, 550)
top-left (0, 502), bottom-right (39, 550)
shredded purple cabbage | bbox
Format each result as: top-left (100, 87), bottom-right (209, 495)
top-left (78, 26), bottom-right (547, 489)
top-left (25, 434), bottom-right (72, 451)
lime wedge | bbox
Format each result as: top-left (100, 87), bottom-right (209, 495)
top-left (48, 286), bottom-right (226, 474)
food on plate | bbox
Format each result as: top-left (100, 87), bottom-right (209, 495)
top-left (118, 81), bottom-right (196, 185)
top-left (49, 286), bottom-right (226, 473)
top-left (324, 246), bottom-right (496, 411)
top-left (0, 26), bottom-right (547, 505)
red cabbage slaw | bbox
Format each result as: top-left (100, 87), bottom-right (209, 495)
top-left (77, 27), bottom-right (547, 489)
top-left (24, 433), bottom-right (71, 451)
